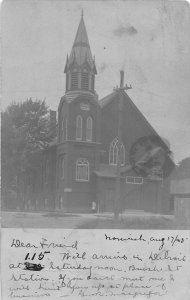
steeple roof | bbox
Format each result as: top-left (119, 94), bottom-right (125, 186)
top-left (73, 14), bottom-right (90, 47)
top-left (64, 15), bottom-right (96, 73)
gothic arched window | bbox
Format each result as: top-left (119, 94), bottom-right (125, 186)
top-left (76, 115), bottom-right (82, 140)
top-left (86, 116), bottom-right (92, 141)
top-left (120, 144), bottom-right (125, 166)
top-left (76, 159), bottom-right (89, 181)
top-left (109, 138), bottom-right (125, 166)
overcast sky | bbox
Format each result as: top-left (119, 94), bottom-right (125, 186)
top-left (1, 0), bottom-right (190, 163)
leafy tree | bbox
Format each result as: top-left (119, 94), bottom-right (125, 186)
top-left (1, 98), bottom-right (56, 208)
top-left (175, 157), bottom-right (190, 179)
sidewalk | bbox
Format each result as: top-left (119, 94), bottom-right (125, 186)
top-left (1, 210), bottom-right (176, 229)
top-left (1, 211), bottom-right (89, 228)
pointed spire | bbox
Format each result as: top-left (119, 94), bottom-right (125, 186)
top-left (65, 13), bottom-right (96, 69)
top-left (64, 12), bottom-right (97, 93)
top-left (73, 13), bottom-right (90, 49)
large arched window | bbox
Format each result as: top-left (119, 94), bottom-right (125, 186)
top-left (76, 115), bottom-right (82, 140)
top-left (76, 159), bottom-right (89, 181)
top-left (120, 144), bottom-right (125, 166)
top-left (61, 117), bottom-right (64, 141)
top-left (60, 117), bottom-right (68, 141)
top-left (60, 157), bottom-right (64, 179)
top-left (109, 138), bottom-right (125, 166)
top-left (86, 116), bottom-right (92, 141)
top-left (65, 117), bottom-right (68, 140)
top-left (44, 158), bottom-right (49, 184)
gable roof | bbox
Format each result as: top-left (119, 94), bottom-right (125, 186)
top-left (99, 91), bottom-right (117, 108)
top-left (99, 90), bottom-right (172, 155)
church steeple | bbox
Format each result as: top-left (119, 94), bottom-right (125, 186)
top-left (64, 13), bottom-right (97, 94)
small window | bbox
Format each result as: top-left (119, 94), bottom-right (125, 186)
top-left (81, 72), bottom-right (89, 90)
top-left (60, 157), bottom-right (64, 179)
top-left (71, 72), bottom-right (78, 89)
top-left (76, 115), bottom-right (82, 140)
top-left (126, 176), bottom-right (143, 184)
top-left (86, 116), bottom-right (92, 141)
top-left (76, 159), bottom-right (89, 181)
top-left (109, 138), bottom-right (125, 166)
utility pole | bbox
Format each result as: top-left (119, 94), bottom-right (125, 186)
top-left (114, 71), bottom-right (132, 220)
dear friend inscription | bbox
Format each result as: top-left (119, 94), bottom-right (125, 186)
top-left (1, 229), bottom-right (190, 300)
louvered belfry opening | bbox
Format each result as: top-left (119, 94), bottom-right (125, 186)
top-left (71, 72), bottom-right (78, 90)
top-left (91, 75), bottom-right (95, 91)
top-left (81, 72), bottom-right (89, 90)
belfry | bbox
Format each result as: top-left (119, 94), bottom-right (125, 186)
top-left (64, 13), bottom-right (97, 94)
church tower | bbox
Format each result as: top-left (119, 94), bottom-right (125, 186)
top-left (56, 13), bottom-right (101, 212)
top-left (64, 12), bottom-right (97, 95)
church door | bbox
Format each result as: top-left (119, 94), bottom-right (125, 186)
top-left (105, 188), bottom-right (115, 212)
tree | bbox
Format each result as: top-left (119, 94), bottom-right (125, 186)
top-left (175, 157), bottom-right (190, 179)
top-left (1, 98), bottom-right (56, 209)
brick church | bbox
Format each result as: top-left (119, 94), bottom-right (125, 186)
top-left (40, 14), bottom-right (174, 214)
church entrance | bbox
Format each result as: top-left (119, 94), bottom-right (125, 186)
top-left (58, 195), bottom-right (63, 210)
top-left (105, 188), bottom-right (115, 212)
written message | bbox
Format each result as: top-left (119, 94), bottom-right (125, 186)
top-left (1, 229), bottom-right (190, 299)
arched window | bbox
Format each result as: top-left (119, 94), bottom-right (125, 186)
top-left (60, 157), bottom-right (64, 179)
top-left (76, 159), bottom-right (89, 181)
top-left (86, 116), bottom-right (92, 141)
top-left (44, 158), bottom-right (49, 183)
top-left (65, 117), bottom-right (68, 140)
top-left (76, 115), bottom-right (82, 140)
top-left (109, 138), bottom-right (125, 166)
top-left (109, 139), bottom-right (118, 165)
top-left (61, 117), bottom-right (64, 141)
top-left (121, 144), bottom-right (125, 166)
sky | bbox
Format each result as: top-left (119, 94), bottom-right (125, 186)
top-left (1, 0), bottom-right (190, 163)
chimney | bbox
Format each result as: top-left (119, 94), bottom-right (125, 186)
top-left (120, 70), bottom-right (124, 89)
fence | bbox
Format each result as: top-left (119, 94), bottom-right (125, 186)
top-left (171, 179), bottom-right (190, 228)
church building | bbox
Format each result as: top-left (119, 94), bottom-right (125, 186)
top-left (41, 14), bottom-right (174, 214)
